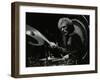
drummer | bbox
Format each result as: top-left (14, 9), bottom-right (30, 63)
top-left (49, 17), bottom-right (83, 64)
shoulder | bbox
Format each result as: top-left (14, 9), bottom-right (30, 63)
top-left (70, 32), bottom-right (82, 42)
top-left (70, 32), bottom-right (80, 38)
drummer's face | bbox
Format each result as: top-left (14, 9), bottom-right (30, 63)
top-left (61, 26), bottom-right (68, 35)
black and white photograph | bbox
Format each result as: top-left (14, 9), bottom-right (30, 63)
top-left (26, 13), bottom-right (90, 67)
top-left (11, 2), bottom-right (97, 78)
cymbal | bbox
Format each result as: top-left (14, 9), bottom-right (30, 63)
top-left (26, 25), bottom-right (45, 46)
top-left (72, 16), bottom-right (88, 43)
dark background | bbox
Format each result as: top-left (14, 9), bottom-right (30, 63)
top-left (26, 12), bottom-right (89, 42)
top-left (26, 12), bottom-right (89, 67)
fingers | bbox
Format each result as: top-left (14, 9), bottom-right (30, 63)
top-left (62, 55), bottom-right (69, 59)
top-left (49, 42), bottom-right (57, 48)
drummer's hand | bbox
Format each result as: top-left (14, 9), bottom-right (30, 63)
top-left (62, 54), bottom-right (69, 60)
top-left (49, 42), bottom-right (57, 48)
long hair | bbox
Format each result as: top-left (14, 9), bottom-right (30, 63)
top-left (58, 17), bottom-right (74, 33)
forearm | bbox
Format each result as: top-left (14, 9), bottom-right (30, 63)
top-left (49, 42), bottom-right (77, 56)
top-left (51, 46), bottom-right (70, 55)
top-left (53, 45), bottom-right (78, 55)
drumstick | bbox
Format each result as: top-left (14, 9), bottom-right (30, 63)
top-left (33, 29), bottom-right (51, 44)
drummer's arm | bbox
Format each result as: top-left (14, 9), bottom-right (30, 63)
top-left (53, 46), bottom-right (71, 55)
top-left (49, 42), bottom-right (73, 55)
top-left (50, 42), bottom-right (77, 56)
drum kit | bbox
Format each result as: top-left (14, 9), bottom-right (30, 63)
top-left (26, 25), bottom-right (69, 66)
top-left (26, 16), bottom-right (89, 66)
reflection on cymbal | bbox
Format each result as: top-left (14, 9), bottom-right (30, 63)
top-left (26, 25), bottom-right (45, 46)
top-left (26, 25), bottom-right (51, 46)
